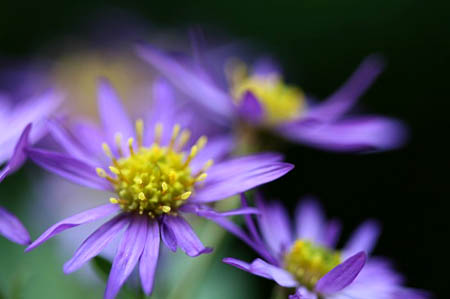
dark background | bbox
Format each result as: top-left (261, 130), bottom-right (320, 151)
top-left (1, 0), bottom-right (449, 298)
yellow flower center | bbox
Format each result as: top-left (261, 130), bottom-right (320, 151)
top-left (284, 240), bottom-right (341, 290)
top-left (228, 61), bottom-right (306, 125)
top-left (96, 120), bottom-right (212, 217)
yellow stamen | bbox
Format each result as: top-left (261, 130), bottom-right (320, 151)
top-left (168, 124), bottom-right (181, 150)
top-left (114, 133), bottom-right (124, 157)
top-left (154, 123), bottom-right (163, 145)
top-left (176, 129), bottom-right (191, 150)
top-left (135, 119), bottom-right (144, 148)
top-left (128, 138), bottom-right (135, 155)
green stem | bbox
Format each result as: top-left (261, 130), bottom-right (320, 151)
top-left (271, 285), bottom-right (289, 299)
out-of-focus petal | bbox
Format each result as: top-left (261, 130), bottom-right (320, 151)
top-left (71, 120), bottom-right (105, 159)
top-left (316, 252), bottom-right (366, 294)
top-left (343, 220), bottom-right (380, 259)
top-left (280, 116), bottom-right (408, 153)
top-left (223, 258), bottom-right (298, 287)
top-left (190, 135), bottom-right (234, 173)
top-left (163, 215), bottom-right (212, 257)
top-left (237, 91), bottom-right (264, 124)
top-left (322, 219), bottom-right (342, 248)
top-left (0, 206), bottom-right (30, 245)
top-left (26, 148), bottom-right (112, 191)
top-left (289, 287), bottom-right (318, 299)
top-left (305, 55), bottom-right (384, 122)
top-left (105, 215), bottom-right (148, 299)
top-left (63, 215), bottom-right (129, 274)
top-left (180, 203), bottom-right (259, 217)
top-left (26, 204), bottom-right (119, 252)
top-left (0, 124), bottom-right (31, 183)
top-left (97, 78), bottom-right (134, 145)
top-left (256, 197), bottom-right (293, 258)
top-left (295, 198), bottom-right (325, 244)
top-left (136, 44), bottom-right (235, 122)
top-left (139, 219), bottom-right (160, 295)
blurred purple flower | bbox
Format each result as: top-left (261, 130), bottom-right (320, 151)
top-left (0, 88), bottom-right (62, 245)
top-left (222, 195), bottom-right (428, 299)
top-left (24, 78), bottom-right (293, 298)
top-left (137, 43), bottom-right (407, 153)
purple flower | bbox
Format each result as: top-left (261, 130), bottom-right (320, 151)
top-left (0, 89), bottom-right (62, 245)
top-left (136, 43), bottom-right (407, 153)
top-left (24, 78), bottom-right (293, 298)
top-left (223, 195), bottom-right (428, 299)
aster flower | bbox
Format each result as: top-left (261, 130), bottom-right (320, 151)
top-left (223, 195), bottom-right (428, 299)
top-left (0, 89), bottom-right (62, 245)
top-left (24, 78), bottom-right (293, 298)
top-left (136, 43), bottom-right (407, 153)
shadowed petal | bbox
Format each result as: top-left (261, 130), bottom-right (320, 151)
top-left (136, 44), bottom-right (234, 121)
top-left (26, 204), bottom-right (119, 252)
top-left (238, 91), bottom-right (264, 123)
top-left (26, 148), bottom-right (112, 191)
top-left (105, 215), bottom-right (148, 299)
top-left (63, 215), bottom-right (129, 274)
top-left (139, 219), bottom-right (160, 295)
top-left (193, 161), bottom-right (293, 203)
top-left (163, 215), bottom-right (212, 257)
top-left (161, 216), bottom-right (177, 252)
top-left (223, 258), bottom-right (298, 287)
top-left (0, 206), bottom-right (30, 245)
top-left (289, 287), bottom-right (318, 299)
top-left (295, 198), bottom-right (325, 243)
top-left (97, 78), bottom-right (134, 144)
top-left (256, 197), bottom-right (293, 258)
top-left (0, 124), bottom-right (32, 183)
top-left (343, 220), bottom-right (380, 258)
top-left (280, 116), bottom-right (408, 152)
top-left (316, 251), bottom-right (366, 294)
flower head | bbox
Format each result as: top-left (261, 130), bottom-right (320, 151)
top-left (137, 42), bottom-right (407, 153)
top-left (223, 195), bottom-right (428, 299)
top-left (0, 87), bottom-right (62, 245)
top-left (24, 78), bottom-right (293, 298)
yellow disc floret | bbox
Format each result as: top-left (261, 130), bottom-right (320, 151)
top-left (228, 60), bottom-right (306, 125)
top-left (284, 240), bottom-right (341, 290)
top-left (96, 120), bottom-right (212, 218)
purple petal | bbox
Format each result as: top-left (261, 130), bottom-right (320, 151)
top-left (0, 124), bottom-right (31, 183)
top-left (289, 287), bottom-right (318, 299)
top-left (139, 219), bottom-right (160, 295)
top-left (252, 57), bottom-right (282, 76)
top-left (136, 44), bottom-right (234, 121)
top-left (238, 91), bottom-right (264, 124)
top-left (105, 215), bottom-right (148, 299)
top-left (240, 193), bottom-right (263, 248)
top-left (26, 148), bottom-right (112, 191)
top-left (306, 55), bottom-right (384, 122)
top-left (26, 204), bottom-right (119, 252)
top-left (97, 78), bottom-right (134, 144)
top-left (316, 251), bottom-right (366, 294)
top-left (163, 215), bottom-right (212, 257)
top-left (322, 219), bottom-right (341, 248)
top-left (295, 198), bottom-right (325, 243)
top-left (71, 120), bottom-right (106, 158)
top-left (63, 215), bottom-right (129, 274)
top-left (280, 116), bottom-right (408, 152)
top-left (223, 258), bottom-right (298, 287)
top-left (180, 203), bottom-right (259, 217)
top-left (256, 197), bottom-right (293, 258)
top-left (190, 135), bottom-right (234, 173)
top-left (160, 216), bottom-right (177, 252)
top-left (343, 220), bottom-right (380, 258)
top-left (0, 206), bottom-right (30, 245)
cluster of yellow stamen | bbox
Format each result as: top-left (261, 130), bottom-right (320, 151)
top-left (96, 120), bottom-right (212, 217)
top-left (227, 60), bottom-right (306, 125)
top-left (284, 240), bottom-right (341, 290)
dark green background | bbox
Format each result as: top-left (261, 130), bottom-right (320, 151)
top-left (1, 0), bottom-right (449, 298)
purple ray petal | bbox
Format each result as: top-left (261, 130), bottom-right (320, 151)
top-left (160, 216), bottom-right (177, 252)
top-left (105, 215), bottom-right (148, 299)
top-left (240, 193), bottom-right (264, 248)
top-left (97, 78), bottom-right (134, 145)
top-left (139, 219), bottom-right (160, 295)
top-left (289, 287), bottom-right (318, 299)
top-left (71, 120), bottom-right (106, 158)
top-left (305, 55), bottom-right (384, 122)
top-left (0, 206), bottom-right (30, 245)
top-left (0, 123), bottom-right (31, 183)
top-left (163, 215), bottom-right (212, 257)
top-left (343, 220), bottom-right (380, 258)
top-left (316, 251), bottom-right (366, 294)
top-left (26, 204), bottom-right (119, 252)
top-left (136, 44), bottom-right (234, 122)
top-left (190, 135), bottom-right (234, 173)
top-left (238, 91), bottom-right (264, 124)
top-left (252, 57), bottom-right (282, 76)
top-left (280, 116), bottom-right (408, 152)
top-left (322, 219), bottom-right (341, 248)
top-left (256, 197), bottom-right (293, 258)
top-left (193, 159), bottom-right (293, 203)
top-left (63, 215), bottom-right (129, 274)
top-left (180, 203), bottom-right (259, 217)
top-left (223, 258), bottom-right (298, 287)
top-left (26, 148), bottom-right (112, 191)
top-left (295, 198), bottom-right (325, 243)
